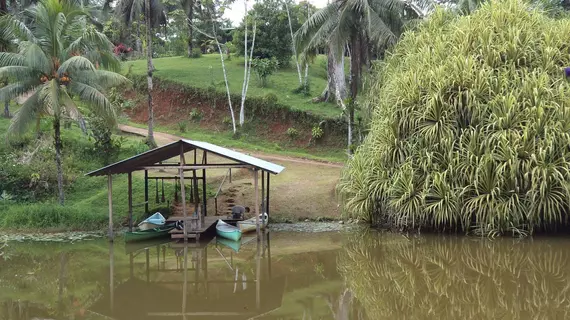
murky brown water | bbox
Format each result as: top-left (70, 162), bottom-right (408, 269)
top-left (2, 229), bottom-right (570, 319)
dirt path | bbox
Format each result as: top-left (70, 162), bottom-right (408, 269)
top-left (118, 124), bottom-right (344, 168)
top-left (118, 124), bottom-right (344, 219)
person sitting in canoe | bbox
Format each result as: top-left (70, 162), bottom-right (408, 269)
top-left (232, 205), bottom-right (250, 219)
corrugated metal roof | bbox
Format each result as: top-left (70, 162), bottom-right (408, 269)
top-left (86, 140), bottom-right (285, 177)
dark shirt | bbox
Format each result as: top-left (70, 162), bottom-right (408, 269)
top-left (232, 205), bottom-right (246, 219)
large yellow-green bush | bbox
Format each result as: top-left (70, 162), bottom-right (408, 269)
top-left (338, 0), bottom-right (570, 235)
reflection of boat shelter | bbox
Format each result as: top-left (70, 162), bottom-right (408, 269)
top-left (86, 140), bottom-right (285, 240)
top-left (90, 237), bottom-right (285, 319)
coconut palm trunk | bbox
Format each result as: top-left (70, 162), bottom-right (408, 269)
top-left (347, 34), bottom-right (362, 154)
top-left (145, 0), bottom-right (157, 148)
top-left (53, 117), bottom-right (64, 205)
top-left (186, 0), bottom-right (194, 57)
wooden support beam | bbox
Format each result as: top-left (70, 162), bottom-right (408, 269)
top-left (254, 169), bottom-right (260, 234)
top-left (137, 164), bottom-right (254, 170)
top-left (193, 169), bottom-right (200, 229)
top-left (202, 152), bottom-right (207, 217)
top-left (144, 170), bottom-right (149, 214)
top-left (107, 174), bottom-right (114, 241)
top-left (261, 171), bottom-right (265, 214)
top-left (180, 145), bottom-right (188, 239)
top-left (128, 172), bottom-right (133, 232)
top-left (266, 174), bottom-right (271, 217)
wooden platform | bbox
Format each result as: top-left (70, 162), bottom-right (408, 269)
top-left (167, 215), bottom-right (243, 239)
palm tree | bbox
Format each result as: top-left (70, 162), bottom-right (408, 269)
top-left (181, 0), bottom-right (195, 57)
top-left (0, 0), bottom-right (12, 118)
top-left (116, 0), bottom-right (165, 149)
top-left (295, 0), bottom-right (430, 154)
top-left (0, 0), bottom-right (128, 205)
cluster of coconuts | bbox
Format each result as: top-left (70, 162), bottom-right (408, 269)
top-left (39, 72), bottom-right (71, 85)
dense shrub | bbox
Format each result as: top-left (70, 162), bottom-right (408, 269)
top-left (338, 0), bottom-right (570, 236)
top-left (251, 58), bottom-right (279, 87)
top-left (190, 48), bottom-right (202, 58)
top-left (286, 127), bottom-right (299, 139)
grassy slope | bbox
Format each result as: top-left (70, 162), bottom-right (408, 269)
top-left (125, 55), bottom-right (341, 118)
top-left (123, 120), bottom-right (346, 163)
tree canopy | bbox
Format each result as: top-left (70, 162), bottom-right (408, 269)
top-left (338, 0), bottom-right (570, 236)
top-left (233, 0), bottom-right (315, 67)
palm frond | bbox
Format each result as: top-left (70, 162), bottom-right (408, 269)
top-left (0, 80), bottom-right (39, 102)
top-left (0, 52), bottom-right (25, 68)
top-left (58, 56), bottom-right (96, 74)
top-left (295, 2), bottom-right (340, 53)
top-left (23, 43), bottom-right (51, 74)
top-left (0, 66), bottom-right (36, 82)
top-left (68, 80), bottom-right (116, 124)
top-left (0, 14), bottom-right (35, 43)
top-left (6, 89), bottom-right (42, 138)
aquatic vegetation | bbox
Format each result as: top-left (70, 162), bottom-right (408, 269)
top-left (338, 0), bottom-right (570, 235)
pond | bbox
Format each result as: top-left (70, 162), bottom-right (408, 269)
top-left (1, 228), bottom-right (570, 319)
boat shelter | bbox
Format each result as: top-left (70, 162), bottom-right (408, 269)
top-left (86, 139), bottom-right (285, 241)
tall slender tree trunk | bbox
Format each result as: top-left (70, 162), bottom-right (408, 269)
top-left (145, 0), bottom-right (157, 148)
top-left (285, 1), bottom-right (302, 85)
top-left (186, 0), bottom-right (194, 57)
top-left (54, 118), bottom-right (65, 205)
top-left (239, 0), bottom-right (248, 126)
top-left (348, 34), bottom-right (362, 155)
top-left (240, 17), bottom-right (256, 126)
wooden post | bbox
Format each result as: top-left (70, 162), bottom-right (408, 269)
top-left (266, 174), bottom-right (270, 217)
top-left (128, 172), bottom-right (133, 232)
top-left (202, 152), bottom-right (207, 217)
top-left (254, 169), bottom-right (260, 235)
top-left (193, 170), bottom-right (200, 228)
top-left (261, 171), bottom-right (265, 214)
top-left (180, 144), bottom-right (187, 239)
top-left (144, 170), bottom-right (149, 214)
top-left (107, 174), bottom-right (114, 241)
top-left (229, 168), bottom-right (232, 183)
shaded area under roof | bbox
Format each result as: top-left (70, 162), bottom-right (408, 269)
top-left (86, 139), bottom-right (285, 176)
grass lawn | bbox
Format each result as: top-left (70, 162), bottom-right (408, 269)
top-left (125, 55), bottom-right (340, 118)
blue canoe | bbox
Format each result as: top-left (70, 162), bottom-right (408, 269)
top-left (216, 220), bottom-right (242, 242)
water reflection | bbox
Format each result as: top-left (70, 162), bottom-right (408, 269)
top-left (4, 230), bottom-right (570, 319)
top-left (93, 233), bottom-right (285, 320)
top-left (339, 230), bottom-right (570, 319)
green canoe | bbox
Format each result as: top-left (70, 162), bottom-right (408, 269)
top-left (124, 225), bottom-right (175, 243)
top-left (216, 220), bottom-right (242, 242)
